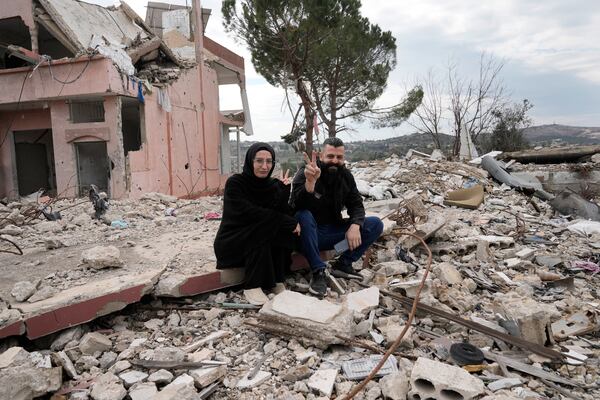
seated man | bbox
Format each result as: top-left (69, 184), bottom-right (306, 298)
top-left (290, 137), bottom-right (383, 296)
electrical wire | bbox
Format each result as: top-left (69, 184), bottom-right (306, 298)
top-left (46, 52), bottom-right (95, 85)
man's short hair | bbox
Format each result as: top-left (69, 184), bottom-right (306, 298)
top-left (323, 137), bottom-right (344, 148)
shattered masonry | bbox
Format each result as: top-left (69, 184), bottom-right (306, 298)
top-left (1, 146), bottom-right (600, 399)
top-left (0, 0), bottom-right (253, 201)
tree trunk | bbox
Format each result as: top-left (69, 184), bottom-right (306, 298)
top-left (296, 80), bottom-right (314, 154)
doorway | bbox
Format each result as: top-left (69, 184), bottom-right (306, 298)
top-left (75, 141), bottom-right (109, 196)
top-left (13, 129), bottom-right (57, 196)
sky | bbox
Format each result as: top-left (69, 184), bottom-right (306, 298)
top-left (89, 0), bottom-right (600, 143)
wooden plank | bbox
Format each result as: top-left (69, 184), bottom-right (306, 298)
top-left (483, 350), bottom-right (579, 387)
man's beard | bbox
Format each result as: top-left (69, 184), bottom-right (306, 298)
top-left (323, 163), bottom-right (343, 182)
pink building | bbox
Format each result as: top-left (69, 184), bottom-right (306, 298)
top-left (0, 0), bottom-right (252, 200)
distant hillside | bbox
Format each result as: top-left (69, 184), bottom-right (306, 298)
top-left (230, 124), bottom-right (600, 169)
top-left (523, 124), bottom-right (600, 145)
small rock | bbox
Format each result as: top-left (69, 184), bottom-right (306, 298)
top-left (0, 224), bottom-right (23, 236)
top-left (129, 382), bottom-right (158, 400)
top-left (307, 369), bottom-right (338, 397)
top-left (148, 369), bottom-right (173, 384)
top-left (488, 377), bottom-right (522, 392)
top-left (236, 370), bottom-right (272, 389)
top-left (90, 372), bottom-right (127, 400)
top-left (380, 371), bottom-right (409, 400)
top-left (346, 287), bottom-right (380, 313)
top-left (79, 332), bottom-right (112, 355)
top-left (282, 365), bottom-right (312, 382)
top-left (27, 286), bottom-right (58, 302)
top-left (151, 347), bottom-right (185, 362)
top-left (119, 370), bottom-right (148, 388)
top-left (81, 246), bottom-right (123, 269)
top-left (11, 281), bottom-right (37, 302)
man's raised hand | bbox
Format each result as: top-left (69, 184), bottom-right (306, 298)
top-left (303, 151), bottom-right (321, 193)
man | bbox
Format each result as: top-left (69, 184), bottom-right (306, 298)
top-left (290, 137), bottom-right (384, 296)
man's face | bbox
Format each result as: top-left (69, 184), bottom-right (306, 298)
top-left (320, 145), bottom-right (345, 167)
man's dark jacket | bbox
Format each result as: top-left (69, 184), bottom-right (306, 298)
top-left (290, 161), bottom-right (365, 227)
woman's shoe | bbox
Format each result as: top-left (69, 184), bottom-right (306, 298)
top-left (272, 283), bottom-right (286, 294)
top-left (243, 288), bottom-right (269, 305)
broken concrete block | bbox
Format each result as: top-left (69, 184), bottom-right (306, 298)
top-left (551, 312), bottom-right (596, 341)
top-left (82, 245), bottom-right (124, 269)
top-left (409, 357), bottom-right (484, 400)
top-left (119, 370), bottom-right (148, 388)
top-left (515, 247), bottom-right (535, 260)
top-left (151, 346), bottom-right (185, 362)
top-left (189, 365), bottom-right (226, 388)
top-left (129, 382), bottom-right (158, 400)
top-left (0, 365), bottom-right (62, 400)
top-left (27, 286), bottom-right (58, 303)
top-left (79, 332), bottom-right (112, 355)
top-left (0, 224), bottom-right (23, 236)
top-left (494, 293), bottom-right (558, 345)
top-left (52, 351), bottom-right (79, 379)
top-left (271, 290), bottom-right (342, 324)
top-left (504, 258), bottom-right (523, 269)
top-left (153, 374), bottom-right (197, 400)
top-left (488, 377), bottom-right (522, 391)
top-left (148, 369), bottom-right (173, 384)
top-left (0, 346), bottom-right (29, 368)
top-left (307, 369), bottom-right (338, 397)
top-left (45, 238), bottom-right (66, 250)
top-left (51, 326), bottom-right (86, 351)
top-left (380, 371), bottom-right (409, 400)
top-left (476, 240), bottom-right (493, 263)
top-left (90, 372), bottom-right (127, 400)
top-left (435, 262), bottom-right (463, 285)
top-left (258, 291), bottom-right (355, 348)
top-left (346, 287), bottom-right (380, 313)
top-left (377, 260), bottom-right (410, 276)
top-left (390, 278), bottom-right (431, 297)
top-left (154, 273), bottom-right (188, 297)
top-left (187, 348), bottom-right (214, 363)
top-left (11, 281), bottom-right (36, 302)
top-left (237, 370), bottom-right (272, 389)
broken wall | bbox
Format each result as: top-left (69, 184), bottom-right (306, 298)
top-left (128, 61), bottom-right (226, 198)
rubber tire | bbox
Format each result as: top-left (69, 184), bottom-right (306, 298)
top-left (450, 342), bottom-right (485, 366)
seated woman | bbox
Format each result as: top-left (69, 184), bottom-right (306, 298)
top-left (214, 142), bottom-right (300, 305)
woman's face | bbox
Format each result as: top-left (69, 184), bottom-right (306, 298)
top-left (253, 150), bottom-right (273, 178)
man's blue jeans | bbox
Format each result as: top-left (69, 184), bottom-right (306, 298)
top-left (295, 210), bottom-right (384, 271)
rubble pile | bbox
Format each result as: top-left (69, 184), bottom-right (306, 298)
top-left (1, 151), bottom-right (600, 399)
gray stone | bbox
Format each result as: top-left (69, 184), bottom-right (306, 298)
top-left (488, 378), bottom-right (522, 392)
top-left (90, 372), bottom-right (127, 400)
top-left (76, 355), bottom-right (100, 370)
top-left (307, 369), bottom-right (338, 397)
top-left (346, 287), bottom-right (380, 313)
top-left (52, 351), bottom-right (79, 379)
top-left (380, 372), bottom-right (409, 400)
top-left (79, 332), bottom-right (112, 355)
top-left (282, 365), bottom-right (312, 382)
top-left (119, 370), bottom-right (148, 388)
top-left (236, 370), bottom-right (272, 389)
top-left (151, 347), bottom-right (185, 362)
top-left (377, 260), bottom-right (410, 276)
top-left (51, 326), bottom-right (86, 351)
top-left (45, 238), bottom-right (66, 250)
top-left (0, 224), bottom-right (23, 236)
top-left (0, 346), bottom-right (29, 368)
top-left (27, 286), bottom-right (58, 302)
top-left (11, 281), bottom-right (36, 302)
top-left (99, 351), bottom-right (118, 369)
top-left (189, 366), bottom-right (226, 388)
top-left (259, 291), bottom-right (355, 348)
top-left (128, 382), bottom-right (158, 400)
top-left (81, 246), bottom-right (123, 269)
top-left (148, 369), bottom-right (173, 384)
top-left (271, 291), bottom-right (342, 324)
top-left (435, 262), bottom-right (463, 285)
top-left (0, 365), bottom-right (62, 400)
top-left (153, 374), bottom-right (197, 400)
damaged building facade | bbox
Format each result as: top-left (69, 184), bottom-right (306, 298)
top-left (0, 0), bottom-right (252, 200)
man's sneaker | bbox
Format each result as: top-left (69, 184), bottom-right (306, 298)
top-left (329, 258), bottom-right (357, 276)
top-left (309, 269), bottom-right (327, 297)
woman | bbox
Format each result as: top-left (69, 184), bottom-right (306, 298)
top-left (214, 142), bottom-right (300, 305)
